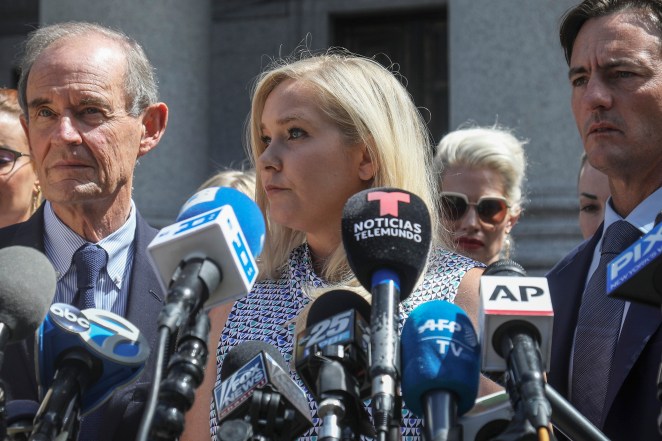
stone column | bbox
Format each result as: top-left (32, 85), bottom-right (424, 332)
top-left (449, 0), bottom-right (581, 273)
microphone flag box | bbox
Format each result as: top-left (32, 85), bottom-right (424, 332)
top-left (38, 304), bottom-right (150, 415)
top-left (148, 204), bottom-right (258, 310)
top-left (607, 222), bottom-right (662, 306)
top-left (479, 276), bottom-right (553, 372)
top-left (213, 351), bottom-right (312, 436)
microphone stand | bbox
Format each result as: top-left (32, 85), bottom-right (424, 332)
top-left (545, 385), bottom-right (609, 441)
top-left (149, 310), bottom-right (210, 441)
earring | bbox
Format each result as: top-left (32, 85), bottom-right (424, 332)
top-left (31, 183), bottom-right (42, 215)
top-left (502, 233), bottom-right (512, 259)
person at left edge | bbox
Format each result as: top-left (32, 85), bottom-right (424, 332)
top-left (0, 21), bottom-right (168, 441)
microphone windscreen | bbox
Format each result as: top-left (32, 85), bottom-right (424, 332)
top-left (341, 187), bottom-right (432, 298)
top-left (484, 259), bottom-right (527, 277)
top-left (401, 300), bottom-right (480, 417)
top-left (0, 246), bottom-right (56, 342)
top-left (220, 340), bottom-right (288, 381)
top-left (305, 289), bottom-right (371, 327)
top-left (177, 186), bottom-right (265, 258)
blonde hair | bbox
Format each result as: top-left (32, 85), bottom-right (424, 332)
top-left (197, 168), bottom-right (257, 201)
top-left (248, 49), bottom-right (446, 282)
top-left (434, 123), bottom-right (528, 213)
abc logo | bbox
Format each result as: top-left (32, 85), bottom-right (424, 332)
top-left (49, 303), bottom-right (90, 333)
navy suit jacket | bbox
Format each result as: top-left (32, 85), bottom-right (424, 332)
top-left (546, 225), bottom-right (662, 441)
top-left (0, 205), bottom-right (166, 441)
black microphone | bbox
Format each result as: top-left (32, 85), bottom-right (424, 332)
top-left (294, 289), bottom-right (373, 441)
top-left (480, 260), bottom-right (552, 431)
top-left (0, 246), bottom-right (56, 362)
top-left (341, 187), bottom-right (432, 441)
top-left (0, 246), bottom-right (56, 441)
top-left (607, 215), bottom-right (662, 306)
top-left (213, 340), bottom-right (313, 441)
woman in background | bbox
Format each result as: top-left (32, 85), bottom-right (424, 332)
top-left (577, 152), bottom-right (610, 240)
top-left (0, 88), bottom-right (40, 228)
top-left (434, 124), bottom-right (527, 265)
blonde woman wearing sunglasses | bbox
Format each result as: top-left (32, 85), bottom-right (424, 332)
top-left (434, 123), bottom-right (527, 265)
top-left (0, 88), bottom-right (41, 228)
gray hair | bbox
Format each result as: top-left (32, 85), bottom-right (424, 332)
top-left (434, 123), bottom-right (528, 212)
top-left (18, 21), bottom-right (158, 117)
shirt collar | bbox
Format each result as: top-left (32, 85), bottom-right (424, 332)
top-left (43, 200), bottom-right (137, 287)
top-left (603, 186), bottom-right (662, 236)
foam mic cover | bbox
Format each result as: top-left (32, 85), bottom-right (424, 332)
top-left (401, 300), bottom-right (480, 417)
top-left (177, 186), bottom-right (265, 258)
top-left (305, 290), bottom-right (371, 328)
top-left (341, 187), bottom-right (432, 299)
top-left (148, 187), bottom-right (266, 310)
top-left (38, 304), bottom-right (150, 414)
top-left (0, 246), bottom-right (56, 342)
top-left (607, 220), bottom-right (662, 306)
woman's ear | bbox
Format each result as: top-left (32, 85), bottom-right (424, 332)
top-left (358, 144), bottom-right (375, 181)
top-left (506, 210), bottom-right (521, 233)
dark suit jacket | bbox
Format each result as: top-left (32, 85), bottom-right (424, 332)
top-left (0, 205), bottom-right (166, 441)
top-left (546, 225), bottom-right (662, 441)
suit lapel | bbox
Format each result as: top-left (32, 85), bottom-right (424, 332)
top-left (124, 212), bottom-right (164, 347)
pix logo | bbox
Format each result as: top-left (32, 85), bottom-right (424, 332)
top-left (368, 191), bottom-right (410, 217)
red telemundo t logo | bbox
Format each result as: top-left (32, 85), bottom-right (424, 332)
top-left (368, 191), bottom-right (410, 217)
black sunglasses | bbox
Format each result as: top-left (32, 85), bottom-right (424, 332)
top-left (0, 146), bottom-right (31, 176)
top-left (440, 191), bottom-right (510, 224)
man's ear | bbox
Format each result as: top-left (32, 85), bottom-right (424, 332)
top-left (138, 102), bottom-right (168, 157)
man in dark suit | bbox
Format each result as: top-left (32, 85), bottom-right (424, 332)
top-left (547, 1), bottom-right (662, 440)
top-left (0, 22), bottom-right (169, 440)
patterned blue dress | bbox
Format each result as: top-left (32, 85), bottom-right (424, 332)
top-left (209, 243), bottom-right (480, 441)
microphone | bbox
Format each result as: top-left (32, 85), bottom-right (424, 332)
top-left (401, 300), bottom-right (481, 441)
top-left (0, 246), bottom-right (56, 357)
top-left (479, 260), bottom-right (552, 430)
top-left (213, 340), bottom-right (313, 441)
top-left (294, 289), bottom-right (373, 440)
top-left (341, 187), bottom-right (432, 440)
top-left (607, 218), bottom-right (662, 306)
top-left (147, 186), bottom-right (266, 331)
top-left (0, 246), bottom-right (56, 441)
top-left (32, 303), bottom-right (150, 440)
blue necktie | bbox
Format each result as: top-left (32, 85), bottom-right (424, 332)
top-left (72, 243), bottom-right (108, 439)
top-left (73, 243), bottom-right (107, 310)
top-left (571, 220), bottom-right (641, 426)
